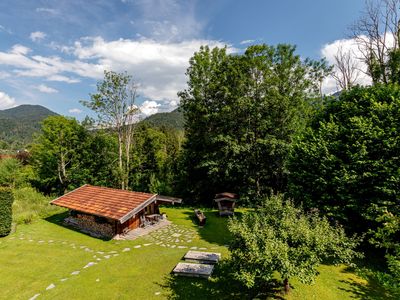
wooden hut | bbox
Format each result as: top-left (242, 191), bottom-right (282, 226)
top-left (51, 184), bottom-right (181, 238)
top-left (214, 192), bottom-right (237, 216)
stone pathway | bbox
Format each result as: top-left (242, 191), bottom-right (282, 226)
top-left (6, 223), bottom-right (216, 299)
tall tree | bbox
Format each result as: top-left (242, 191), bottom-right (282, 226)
top-left (82, 70), bottom-right (138, 190)
top-left (31, 116), bottom-right (85, 194)
top-left (350, 0), bottom-right (400, 84)
top-left (179, 44), bottom-right (331, 204)
top-left (332, 45), bottom-right (361, 90)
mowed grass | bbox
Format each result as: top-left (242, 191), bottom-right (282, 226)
top-left (0, 207), bottom-right (392, 299)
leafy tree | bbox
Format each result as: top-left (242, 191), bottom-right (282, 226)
top-left (0, 158), bottom-right (23, 188)
top-left (288, 85), bottom-right (400, 237)
top-left (81, 70), bottom-right (139, 190)
top-left (31, 116), bottom-right (86, 194)
top-left (179, 44), bottom-right (331, 204)
top-left (228, 194), bottom-right (360, 294)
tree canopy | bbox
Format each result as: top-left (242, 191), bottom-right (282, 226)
top-left (179, 44), bottom-right (331, 204)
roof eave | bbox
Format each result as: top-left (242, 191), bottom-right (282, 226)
top-left (118, 194), bottom-right (157, 224)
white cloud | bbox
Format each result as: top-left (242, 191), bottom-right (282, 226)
top-left (30, 31), bottom-right (47, 42)
top-left (0, 25), bottom-right (12, 34)
top-left (36, 7), bottom-right (59, 15)
top-left (0, 91), bottom-right (16, 109)
top-left (240, 39), bottom-right (255, 45)
top-left (320, 37), bottom-right (372, 94)
top-left (68, 108), bottom-right (82, 114)
top-left (34, 84), bottom-right (58, 93)
top-left (140, 100), bottom-right (160, 116)
top-left (0, 37), bottom-right (235, 112)
top-left (0, 71), bottom-right (10, 79)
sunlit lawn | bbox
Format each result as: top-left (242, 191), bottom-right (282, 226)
top-left (0, 207), bottom-right (392, 299)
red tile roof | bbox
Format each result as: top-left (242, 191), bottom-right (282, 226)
top-left (51, 185), bottom-right (156, 222)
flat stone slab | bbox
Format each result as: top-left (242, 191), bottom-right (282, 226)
top-left (183, 251), bottom-right (221, 264)
top-left (172, 262), bottom-right (214, 278)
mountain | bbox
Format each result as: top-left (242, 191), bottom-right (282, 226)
top-left (141, 108), bottom-right (184, 130)
top-left (0, 104), bottom-right (58, 149)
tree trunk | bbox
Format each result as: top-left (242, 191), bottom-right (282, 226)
top-left (283, 278), bottom-right (290, 294)
top-left (118, 134), bottom-right (124, 190)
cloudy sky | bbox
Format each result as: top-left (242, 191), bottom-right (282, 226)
top-left (0, 0), bottom-right (366, 118)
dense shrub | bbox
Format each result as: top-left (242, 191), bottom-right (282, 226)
top-left (288, 85), bottom-right (400, 237)
top-left (0, 187), bottom-right (14, 236)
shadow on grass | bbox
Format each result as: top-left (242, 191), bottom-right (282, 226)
top-left (44, 212), bottom-right (112, 241)
top-left (159, 260), bottom-right (284, 300)
top-left (338, 266), bottom-right (395, 300)
top-left (181, 210), bottom-right (243, 246)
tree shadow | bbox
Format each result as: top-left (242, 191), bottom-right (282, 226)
top-left (44, 212), bottom-right (112, 241)
top-left (181, 209), bottom-right (243, 246)
top-left (338, 266), bottom-right (395, 300)
top-left (158, 260), bottom-right (284, 300)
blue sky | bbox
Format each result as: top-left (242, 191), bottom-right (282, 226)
top-left (0, 0), bottom-right (365, 118)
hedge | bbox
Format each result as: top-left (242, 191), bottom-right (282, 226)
top-left (0, 187), bottom-right (14, 236)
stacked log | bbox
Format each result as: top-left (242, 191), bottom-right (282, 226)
top-left (65, 214), bottom-right (114, 238)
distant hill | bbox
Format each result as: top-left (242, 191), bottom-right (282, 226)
top-left (141, 108), bottom-right (184, 130)
top-left (0, 104), bottom-right (58, 149)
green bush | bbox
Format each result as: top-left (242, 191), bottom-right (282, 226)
top-left (0, 187), bottom-right (14, 236)
top-left (12, 187), bottom-right (64, 224)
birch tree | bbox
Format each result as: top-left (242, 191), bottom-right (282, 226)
top-left (82, 71), bottom-right (139, 190)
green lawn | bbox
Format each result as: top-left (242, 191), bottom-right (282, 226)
top-left (0, 207), bottom-right (392, 299)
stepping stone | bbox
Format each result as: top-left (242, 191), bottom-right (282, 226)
top-left (109, 251), bottom-right (117, 253)
top-left (93, 255), bottom-right (97, 258)
top-left (80, 246), bottom-right (86, 249)
top-left (96, 279), bottom-right (100, 282)
top-left (184, 251), bottom-right (221, 264)
top-left (134, 245), bottom-right (141, 248)
top-left (29, 293), bottom-right (40, 300)
top-left (46, 283), bottom-right (55, 290)
top-left (29, 240), bottom-right (33, 242)
top-left (48, 240), bottom-right (53, 243)
top-left (143, 243), bottom-right (152, 246)
top-left (104, 255), bottom-right (111, 259)
top-left (85, 248), bottom-right (92, 252)
top-left (96, 258), bottom-right (102, 261)
top-left (62, 241), bottom-right (67, 244)
top-left (60, 278), bottom-right (68, 282)
top-left (122, 248), bottom-right (131, 252)
top-left (160, 244), bottom-right (166, 247)
top-left (172, 233), bottom-right (181, 237)
top-left (97, 251), bottom-right (104, 254)
top-left (175, 239), bottom-right (180, 243)
top-left (38, 240), bottom-right (44, 243)
top-left (19, 237), bottom-right (24, 240)
top-left (172, 262), bottom-right (214, 278)
top-left (199, 247), bottom-right (207, 250)
top-left (71, 271), bottom-right (80, 275)
top-left (113, 254), bottom-right (119, 257)
top-left (155, 292), bottom-right (161, 296)
top-left (190, 247), bottom-right (198, 250)
top-left (170, 245), bottom-right (176, 248)
top-left (186, 240), bottom-right (192, 243)
top-left (178, 246), bottom-right (187, 249)
top-left (83, 262), bottom-right (96, 268)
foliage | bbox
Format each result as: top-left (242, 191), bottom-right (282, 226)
top-left (288, 85), bottom-right (400, 241)
top-left (228, 194), bottom-right (361, 294)
top-left (129, 124), bottom-right (183, 195)
top-left (0, 187), bottom-right (14, 236)
top-left (179, 44), bottom-right (331, 204)
top-left (0, 158), bottom-right (24, 188)
top-left (81, 70), bottom-right (139, 190)
top-left (30, 116), bottom-right (87, 194)
top-left (12, 187), bottom-right (63, 224)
